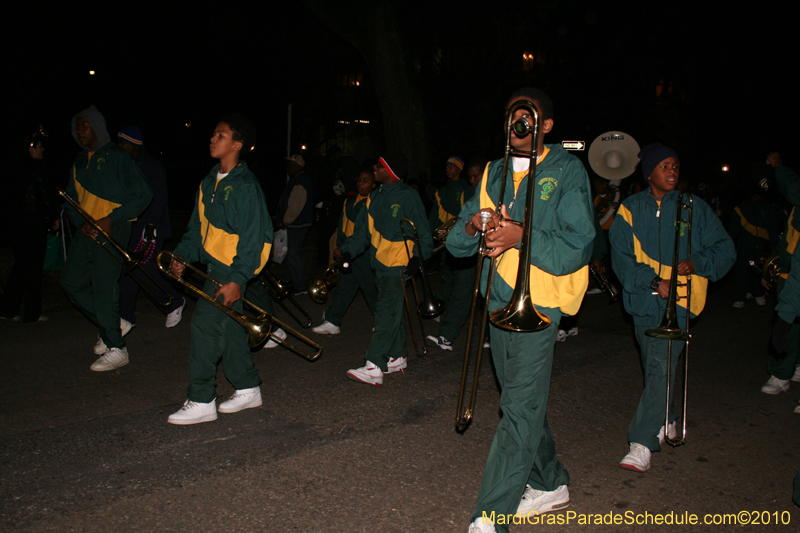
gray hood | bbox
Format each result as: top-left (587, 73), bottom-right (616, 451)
top-left (71, 105), bottom-right (111, 150)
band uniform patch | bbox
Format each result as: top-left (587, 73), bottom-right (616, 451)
top-left (538, 177), bottom-right (558, 200)
top-left (391, 204), bottom-right (401, 217)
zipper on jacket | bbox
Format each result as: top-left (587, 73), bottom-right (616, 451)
top-left (202, 191), bottom-right (216, 247)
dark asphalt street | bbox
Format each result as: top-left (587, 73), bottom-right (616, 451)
top-left (1, 253), bottom-right (798, 532)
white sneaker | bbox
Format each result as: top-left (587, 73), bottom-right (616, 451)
top-left (792, 366), bottom-right (800, 383)
top-left (567, 327), bottom-right (578, 336)
top-left (167, 399), bottom-right (217, 425)
top-left (482, 339), bottom-right (491, 349)
top-left (754, 295), bottom-right (766, 306)
top-left (761, 375), bottom-right (790, 394)
top-left (586, 287), bottom-right (603, 295)
top-left (264, 328), bottom-right (286, 349)
top-left (346, 361), bottom-right (384, 386)
top-left (426, 335), bottom-right (453, 351)
top-left (94, 318), bottom-right (134, 355)
top-left (620, 443), bottom-right (651, 472)
top-left (556, 329), bottom-right (567, 342)
top-left (218, 387), bottom-right (262, 413)
top-left (657, 421), bottom-right (678, 445)
top-left (517, 484), bottom-right (570, 516)
top-left (732, 301), bottom-right (745, 309)
top-left (312, 320), bottom-right (340, 335)
top-left (468, 517), bottom-right (496, 533)
top-left (386, 356), bottom-right (408, 374)
top-left (165, 298), bottom-right (186, 328)
top-left (90, 347), bottom-right (129, 371)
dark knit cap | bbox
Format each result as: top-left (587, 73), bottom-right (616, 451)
top-left (379, 152), bottom-right (408, 181)
top-left (639, 143), bottom-right (679, 181)
top-left (117, 125), bottom-right (143, 146)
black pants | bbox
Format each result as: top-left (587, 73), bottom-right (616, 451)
top-left (0, 228), bottom-right (47, 322)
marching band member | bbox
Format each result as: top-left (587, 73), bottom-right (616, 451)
top-left (760, 152), bottom-right (800, 398)
top-left (61, 106), bottom-right (152, 372)
top-left (167, 114), bottom-right (272, 425)
top-left (313, 167), bottom-right (379, 334)
top-left (448, 88), bottom-right (595, 533)
top-left (610, 143), bottom-right (734, 472)
top-left (339, 153), bottom-right (434, 386)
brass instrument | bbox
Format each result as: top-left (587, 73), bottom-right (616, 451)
top-left (645, 191), bottom-right (693, 447)
top-left (589, 262), bottom-right (620, 302)
top-left (158, 251), bottom-right (322, 361)
top-left (595, 186), bottom-right (620, 226)
top-left (432, 217), bottom-right (458, 254)
top-left (400, 218), bottom-right (444, 357)
top-left (58, 187), bottom-right (174, 307)
top-left (260, 270), bottom-right (313, 328)
top-left (749, 253), bottom-right (781, 288)
top-left (455, 100), bottom-right (552, 431)
top-left (308, 262), bottom-right (338, 304)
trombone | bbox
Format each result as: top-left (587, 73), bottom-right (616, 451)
top-left (589, 262), bottom-right (620, 303)
top-left (308, 262), bottom-right (338, 304)
top-left (400, 218), bottom-right (444, 357)
top-left (260, 270), bottom-right (313, 328)
top-left (58, 187), bottom-right (174, 307)
top-left (455, 100), bottom-right (552, 431)
top-left (157, 251), bottom-right (322, 361)
top-left (645, 191), bottom-right (693, 447)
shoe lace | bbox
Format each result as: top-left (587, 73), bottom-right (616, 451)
top-left (182, 401), bottom-right (201, 411)
top-left (521, 485), bottom-right (545, 500)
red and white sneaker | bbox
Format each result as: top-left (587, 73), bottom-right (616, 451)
top-left (386, 357), bottom-right (408, 374)
top-left (346, 361), bottom-right (384, 386)
top-left (620, 443), bottom-right (651, 472)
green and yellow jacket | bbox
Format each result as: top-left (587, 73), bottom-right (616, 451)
top-left (428, 178), bottom-right (474, 230)
top-left (340, 180), bottom-right (433, 276)
top-left (610, 189), bottom-right (735, 325)
top-left (173, 161), bottom-right (272, 287)
top-left (774, 165), bottom-right (800, 323)
top-left (447, 145), bottom-right (595, 316)
top-left (337, 193), bottom-right (370, 246)
top-left (65, 142), bottom-right (152, 228)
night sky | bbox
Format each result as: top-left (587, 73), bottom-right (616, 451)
top-left (9, 1), bottom-right (799, 207)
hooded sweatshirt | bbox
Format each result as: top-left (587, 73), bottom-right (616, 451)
top-left (64, 106), bottom-right (151, 228)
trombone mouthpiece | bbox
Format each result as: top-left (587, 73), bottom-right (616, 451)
top-left (479, 211), bottom-right (492, 228)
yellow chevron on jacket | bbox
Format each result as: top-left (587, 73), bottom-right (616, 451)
top-left (434, 189), bottom-right (459, 225)
top-left (198, 188), bottom-right (270, 274)
top-left (365, 196), bottom-right (415, 268)
top-left (341, 195), bottom-right (368, 238)
top-left (73, 169), bottom-right (123, 221)
top-left (786, 207), bottom-right (799, 256)
top-left (478, 152), bottom-right (588, 315)
top-left (734, 206), bottom-right (769, 240)
top-left (617, 204), bottom-right (708, 314)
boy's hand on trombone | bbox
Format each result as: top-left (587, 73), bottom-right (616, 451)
top-left (677, 259), bottom-right (695, 275)
top-left (170, 258), bottom-right (185, 278)
top-left (484, 205), bottom-right (523, 257)
top-left (215, 282), bottom-right (241, 306)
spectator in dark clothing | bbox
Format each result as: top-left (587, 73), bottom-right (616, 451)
top-left (116, 126), bottom-right (186, 328)
top-left (277, 154), bottom-right (313, 295)
top-left (0, 129), bottom-right (60, 323)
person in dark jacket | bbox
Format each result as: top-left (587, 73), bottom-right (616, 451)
top-left (277, 155), bottom-right (313, 295)
top-left (115, 126), bottom-right (185, 329)
top-left (0, 129), bottom-right (60, 323)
